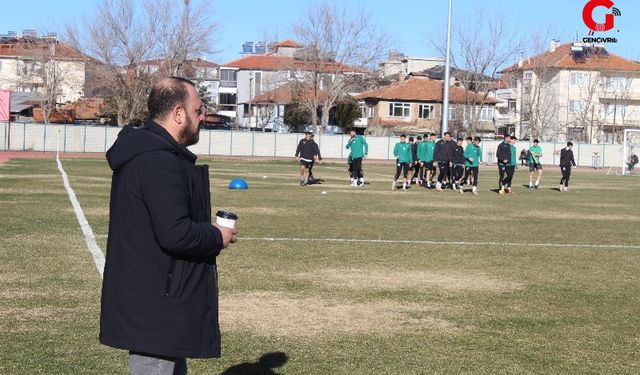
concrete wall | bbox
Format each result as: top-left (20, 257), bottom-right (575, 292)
top-left (0, 122), bottom-right (631, 169)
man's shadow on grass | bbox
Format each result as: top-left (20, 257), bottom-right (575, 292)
top-left (220, 352), bottom-right (289, 375)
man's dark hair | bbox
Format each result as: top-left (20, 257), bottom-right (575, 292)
top-left (466, 137), bottom-right (472, 141)
top-left (504, 134), bottom-right (511, 139)
top-left (567, 142), bottom-right (574, 147)
top-left (444, 132), bottom-right (451, 137)
top-left (457, 137), bottom-right (463, 141)
top-left (400, 134), bottom-right (406, 138)
top-left (474, 136), bottom-right (481, 142)
top-left (423, 133), bottom-right (429, 138)
top-left (417, 136), bottom-right (423, 140)
top-left (533, 139), bottom-right (539, 143)
top-left (408, 136), bottom-right (414, 142)
top-left (148, 77), bottom-right (196, 121)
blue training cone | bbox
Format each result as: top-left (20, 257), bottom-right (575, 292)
top-left (228, 178), bottom-right (248, 189)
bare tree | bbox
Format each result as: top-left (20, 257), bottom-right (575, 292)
top-left (433, 7), bottom-right (525, 134)
top-left (517, 33), bottom-right (561, 141)
top-left (157, 0), bottom-right (218, 76)
top-left (292, 1), bottom-right (389, 133)
top-left (13, 35), bottom-right (84, 123)
top-left (68, 0), bottom-right (218, 126)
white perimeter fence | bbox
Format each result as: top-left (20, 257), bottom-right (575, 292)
top-left (0, 122), bottom-right (629, 168)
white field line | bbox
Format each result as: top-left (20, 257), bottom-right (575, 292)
top-left (56, 156), bottom-right (105, 278)
top-left (240, 237), bottom-right (640, 250)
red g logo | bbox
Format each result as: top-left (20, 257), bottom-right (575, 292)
top-left (583, 0), bottom-right (620, 33)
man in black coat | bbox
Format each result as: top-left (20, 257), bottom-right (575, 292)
top-left (294, 131), bottom-right (318, 186)
top-left (496, 134), bottom-right (512, 194)
top-left (433, 132), bottom-right (455, 191)
top-left (559, 141), bottom-right (577, 192)
top-left (100, 77), bottom-right (238, 374)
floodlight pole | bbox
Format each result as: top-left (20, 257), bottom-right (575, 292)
top-left (622, 129), bottom-right (628, 175)
top-left (441, 0), bottom-right (453, 137)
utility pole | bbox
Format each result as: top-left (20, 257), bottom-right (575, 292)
top-left (249, 72), bottom-right (253, 130)
top-left (441, 0), bottom-right (453, 136)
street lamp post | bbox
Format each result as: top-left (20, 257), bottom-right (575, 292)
top-left (441, 0), bottom-right (453, 136)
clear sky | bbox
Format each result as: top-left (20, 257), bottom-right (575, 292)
top-left (3, 0), bottom-right (639, 65)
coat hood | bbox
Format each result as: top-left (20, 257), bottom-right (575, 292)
top-left (106, 120), bottom-right (197, 171)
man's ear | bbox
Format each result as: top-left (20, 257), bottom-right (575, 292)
top-left (172, 105), bottom-right (184, 125)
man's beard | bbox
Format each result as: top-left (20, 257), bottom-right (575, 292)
top-left (179, 115), bottom-right (200, 147)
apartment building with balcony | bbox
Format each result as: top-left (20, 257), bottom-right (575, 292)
top-left (501, 40), bottom-right (640, 143)
top-left (0, 30), bottom-right (86, 104)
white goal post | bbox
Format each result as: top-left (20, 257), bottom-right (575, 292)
top-left (622, 129), bottom-right (640, 175)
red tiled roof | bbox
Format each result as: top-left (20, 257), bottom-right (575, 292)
top-left (221, 54), bottom-right (356, 73)
top-left (356, 77), bottom-right (498, 104)
top-left (252, 82), bottom-right (328, 104)
top-left (277, 39), bottom-right (302, 48)
top-left (501, 43), bottom-right (640, 72)
top-left (140, 58), bottom-right (219, 68)
top-left (0, 39), bottom-right (86, 60)
top-left (223, 55), bottom-right (290, 70)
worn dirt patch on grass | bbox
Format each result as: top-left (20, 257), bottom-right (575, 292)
top-left (220, 291), bottom-right (459, 337)
top-left (0, 188), bottom-right (64, 195)
top-left (527, 212), bottom-right (639, 221)
top-left (63, 206), bottom-right (110, 216)
top-left (0, 174), bottom-right (59, 179)
top-left (291, 268), bottom-right (522, 293)
top-left (235, 206), bottom-right (302, 216)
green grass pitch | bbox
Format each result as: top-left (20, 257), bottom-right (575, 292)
top-left (1, 157), bottom-right (640, 374)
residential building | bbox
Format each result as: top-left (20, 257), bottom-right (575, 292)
top-left (501, 40), bottom-right (640, 143)
top-left (139, 58), bottom-right (220, 107)
top-left (218, 39), bottom-right (357, 130)
top-left (0, 31), bottom-right (86, 104)
top-left (356, 75), bottom-right (498, 137)
top-left (378, 51), bottom-right (444, 80)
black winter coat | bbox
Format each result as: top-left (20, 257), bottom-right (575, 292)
top-left (560, 148), bottom-right (577, 167)
top-left (496, 142), bottom-right (511, 166)
top-left (452, 145), bottom-right (465, 165)
top-left (434, 140), bottom-right (455, 162)
top-left (295, 139), bottom-right (318, 161)
top-left (100, 120), bottom-right (224, 358)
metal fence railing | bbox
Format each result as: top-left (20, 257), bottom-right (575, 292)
top-left (0, 122), bottom-right (629, 168)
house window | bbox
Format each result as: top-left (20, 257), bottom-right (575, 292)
top-left (604, 104), bottom-right (627, 118)
top-left (367, 106), bottom-right (374, 118)
top-left (508, 100), bottom-right (516, 115)
top-left (509, 75), bottom-right (518, 89)
top-left (220, 69), bottom-right (237, 87)
top-left (388, 102), bottom-right (411, 117)
top-left (360, 104), bottom-right (366, 118)
top-left (523, 71), bottom-right (533, 81)
top-left (605, 76), bottom-right (627, 90)
top-left (478, 105), bottom-right (493, 121)
top-left (418, 104), bottom-right (435, 119)
top-left (253, 71), bottom-right (262, 96)
top-left (570, 72), bottom-right (589, 87)
top-left (568, 100), bottom-right (586, 113)
top-left (218, 93), bottom-right (237, 111)
top-left (449, 104), bottom-right (458, 120)
top-left (567, 127), bottom-right (584, 142)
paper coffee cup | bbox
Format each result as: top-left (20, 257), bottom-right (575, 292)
top-left (216, 210), bottom-right (238, 229)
